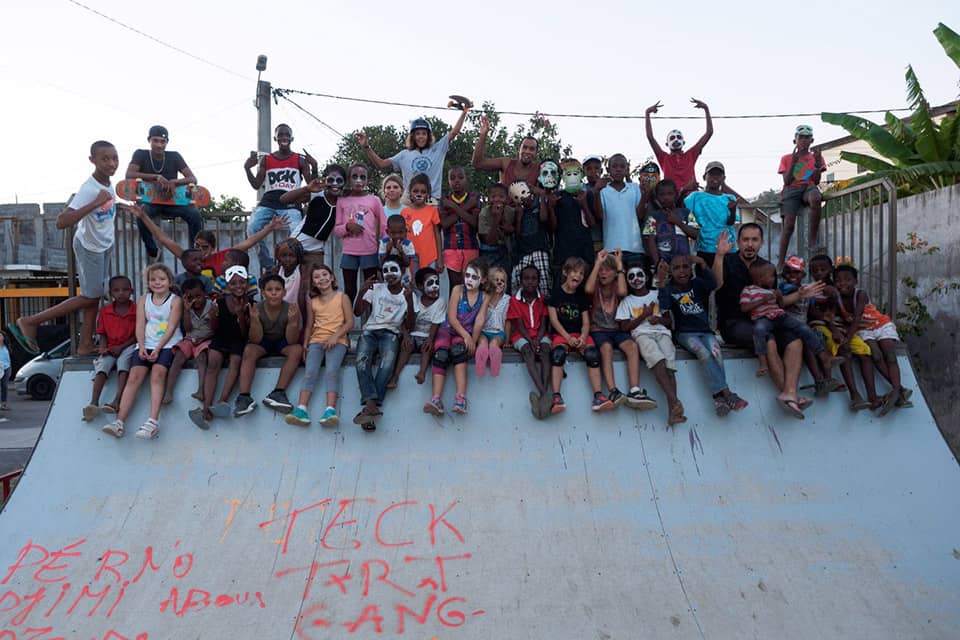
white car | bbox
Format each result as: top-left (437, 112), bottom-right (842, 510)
top-left (13, 340), bottom-right (71, 401)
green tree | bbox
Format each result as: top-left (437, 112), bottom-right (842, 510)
top-left (329, 101), bottom-right (572, 196)
top-left (200, 194), bottom-right (245, 221)
top-left (821, 23), bottom-right (960, 194)
top-left (751, 188), bottom-right (781, 205)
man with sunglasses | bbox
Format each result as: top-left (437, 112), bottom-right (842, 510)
top-left (244, 123), bottom-right (318, 272)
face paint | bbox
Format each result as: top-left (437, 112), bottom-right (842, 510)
top-left (350, 170), bottom-right (368, 192)
top-left (381, 262), bottom-right (402, 282)
top-left (627, 267), bottom-right (646, 290)
top-left (560, 160), bottom-right (584, 193)
top-left (538, 161), bottom-right (559, 190)
top-left (666, 130), bottom-right (685, 151)
top-left (423, 275), bottom-right (440, 296)
top-left (638, 161), bottom-right (661, 192)
top-left (508, 181), bottom-right (531, 206)
top-left (464, 268), bottom-right (481, 291)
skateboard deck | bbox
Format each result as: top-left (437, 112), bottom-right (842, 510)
top-left (115, 179), bottom-right (211, 207)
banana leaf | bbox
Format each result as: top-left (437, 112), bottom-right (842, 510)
top-left (838, 151), bottom-right (898, 172)
top-left (885, 111), bottom-right (916, 147)
top-left (821, 112), bottom-right (915, 162)
top-left (937, 110), bottom-right (960, 160)
top-left (934, 23), bottom-right (960, 69)
top-left (906, 65), bottom-right (945, 161)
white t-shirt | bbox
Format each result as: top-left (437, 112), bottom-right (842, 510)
top-left (412, 295), bottom-right (447, 338)
top-left (615, 291), bottom-right (671, 339)
top-left (71, 176), bottom-right (116, 252)
top-left (362, 283), bottom-right (408, 334)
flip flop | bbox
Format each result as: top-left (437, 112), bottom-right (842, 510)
top-left (850, 399), bottom-right (871, 411)
top-left (797, 396), bottom-right (813, 410)
top-left (877, 390), bottom-right (899, 417)
top-left (778, 397), bottom-right (805, 420)
top-left (6, 322), bottom-right (40, 355)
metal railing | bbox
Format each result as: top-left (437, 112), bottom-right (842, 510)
top-left (1, 468), bottom-right (22, 504)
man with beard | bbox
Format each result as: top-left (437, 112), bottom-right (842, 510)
top-left (472, 116), bottom-right (540, 189)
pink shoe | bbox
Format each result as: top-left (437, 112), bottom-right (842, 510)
top-left (474, 344), bottom-right (489, 377)
top-left (489, 344), bottom-right (502, 377)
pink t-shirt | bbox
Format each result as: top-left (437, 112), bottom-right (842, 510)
top-left (654, 146), bottom-right (701, 189)
top-left (740, 285), bottom-right (785, 321)
top-left (334, 194), bottom-right (387, 257)
top-left (778, 152), bottom-right (820, 188)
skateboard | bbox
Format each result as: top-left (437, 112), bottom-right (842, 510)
top-left (115, 179), bottom-right (211, 207)
top-left (447, 94), bottom-right (473, 111)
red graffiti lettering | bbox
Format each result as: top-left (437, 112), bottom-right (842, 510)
top-left (395, 594), bottom-right (436, 634)
top-left (2, 540), bottom-right (86, 586)
top-left (131, 547), bottom-right (159, 584)
top-left (179, 590), bottom-right (210, 616)
top-left (259, 499), bottom-right (331, 555)
top-left (437, 596), bottom-right (468, 627)
top-left (275, 561), bottom-right (348, 602)
top-left (321, 499), bottom-right (373, 551)
top-left (433, 554), bottom-right (472, 593)
top-left (374, 501), bottom-right (417, 548)
top-left (294, 603), bottom-right (331, 640)
top-left (341, 605), bottom-right (383, 634)
top-left (360, 560), bottom-right (414, 599)
top-left (105, 582), bottom-right (129, 619)
top-left (324, 572), bottom-right (352, 595)
top-left (214, 595), bottom-right (233, 607)
top-left (171, 554), bottom-right (192, 580)
top-left (94, 551), bottom-right (128, 584)
top-left (65, 584), bottom-right (111, 618)
top-left (42, 583), bottom-right (70, 619)
top-left (428, 503), bottom-right (464, 546)
top-left (100, 631), bottom-right (148, 640)
top-left (34, 540), bottom-right (85, 585)
top-left (10, 587), bottom-right (45, 627)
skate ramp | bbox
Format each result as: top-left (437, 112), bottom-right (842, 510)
top-left (0, 354), bottom-right (958, 639)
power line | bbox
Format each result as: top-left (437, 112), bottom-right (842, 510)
top-left (66, 0), bottom-right (252, 81)
top-left (274, 92), bottom-right (347, 139)
top-left (273, 87), bottom-right (911, 121)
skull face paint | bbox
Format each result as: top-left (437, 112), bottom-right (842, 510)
top-left (381, 261), bottom-right (402, 283)
top-left (508, 181), bottom-right (531, 206)
top-left (560, 159), bottom-right (584, 193)
top-left (350, 167), bottom-right (369, 192)
top-left (423, 275), bottom-right (440, 296)
top-left (538, 160), bottom-right (559, 190)
top-left (464, 267), bottom-right (482, 291)
top-left (626, 267), bottom-right (647, 291)
top-left (666, 130), bottom-right (685, 151)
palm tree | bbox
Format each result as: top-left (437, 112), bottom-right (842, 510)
top-left (821, 23), bottom-right (960, 193)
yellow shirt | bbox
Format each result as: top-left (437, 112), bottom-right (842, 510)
top-left (309, 292), bottom-right (349, 346)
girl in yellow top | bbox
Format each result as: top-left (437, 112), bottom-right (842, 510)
top-left (286, 264), bottom-right (354, 426)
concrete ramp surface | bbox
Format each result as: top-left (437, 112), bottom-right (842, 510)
top-left (1, 356), bottom-right (958, 639)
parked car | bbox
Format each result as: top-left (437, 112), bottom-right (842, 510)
top-left (13, 340), bottom-right (71, 401)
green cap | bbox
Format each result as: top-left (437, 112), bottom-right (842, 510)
top-left (795, 124), bottom-right (814, 137)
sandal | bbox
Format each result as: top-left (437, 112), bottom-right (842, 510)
top-left (188, 408), bottom-right (210, 430)
top-left (136, 418), bottom-right (160, 439)
top-left (777, 397), bottom-right (805, 420)
top-left (797, 397), bottom-right (813, 410)
top-left (101, 402), bottom-right (119, 414)
top-left (6, 321), bottom-right (40, 355)
top-left (877, 390), bottom-right (899, 417)
top-left (850, 398), bottom-right (872, 411)
top-left (452, 394), bottom-right (468, 415)
top-left (362, 420), bottom-right (377, 432)
top-left (353, 407), bottom-right (377, 426)
top-left (102, 419), bottom-right (125, 438)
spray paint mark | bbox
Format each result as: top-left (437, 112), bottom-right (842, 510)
top-left (688, 428), bottom-right (704, 476)
top-left (767, 425), bottom-right (783, 454)
top-left (558, 436), bottom-right (568, 470)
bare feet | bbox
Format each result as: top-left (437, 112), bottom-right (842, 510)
top-left (161, 394), bottom-right (173, 405)
top-left (386, 380), bottom-right (398, 390)
top-left (755, 367), bottom-right (768, 377)
top-left (191, 390), bottom-right (204, 401)
top-left (668, 401), bottom-right (687, 426)
top-left (414, 372), bottom-right (426, 384)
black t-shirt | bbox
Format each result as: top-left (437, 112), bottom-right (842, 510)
top-left (516, 196), bottom-right (550, 257)
top-left (659, 270), bottom-right (716, 334)
top-left (549, 284), bottom-right (591, 335)
top-left (130, 149), bottom-right (187, 180)
top-left (553, 192), bottom-right (593, 265)
top-left (300, 194), bottom-right (336, 241)
top-left (716, 252), bottom-right (770, 326)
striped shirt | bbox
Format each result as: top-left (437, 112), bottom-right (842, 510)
top-left (740, 285), bottom-right (784, 321)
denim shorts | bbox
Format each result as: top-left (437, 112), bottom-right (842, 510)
top-left (130, 347), bottom-right (175, 369)
top-left (340, 252), bottom-right (380, 271)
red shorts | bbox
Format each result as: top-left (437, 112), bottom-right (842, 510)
top-left (442, 249), bottom-right (480, 273)
top-left (175, 338), bottom-right (211, 359)
top-left (550, 333), bottom-right (595, 350)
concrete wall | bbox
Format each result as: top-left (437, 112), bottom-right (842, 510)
top-left (894, 183), bottom-right (960, 451)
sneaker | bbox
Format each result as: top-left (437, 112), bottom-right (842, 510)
top-left (626, 388), bottom-right (658, 410)
top-left (551, 393), bottom-right (566, 415)
top-left (82, 404), bottom-right (100, 422)
top-left (189, 408), bottom-right (210, 430)
top-left (135, 418), bottom-right (159, 440)
top-left (608, 388), bottom-right (626, 408)
top-left (725, 392), bottom-right (748, 411)
top-left (715, 397), bottom-right (731, 417)
top-left (318, 407), bottom-right (339, 426)
top-left (262, 390), bottom-right (293, 414)
top-left (452, 395), bottom-right (468, 414)
top-left (285, 407), bottom-right (311, 427)
top-left (101, 419), bottom-right (125, 438)
top-left (210, 402), bottom-right (231, 418)
top-left (592, 392), bottom-right (614, 412)
top-left (423, 397), bottom-right (444, 416)
top-left (234, 394), bottom-right (257, 417)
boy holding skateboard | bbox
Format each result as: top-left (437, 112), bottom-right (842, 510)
top-left (126, 125), bottom-right (203, 259)
top-left (9, 141), bottom-right (123, 355)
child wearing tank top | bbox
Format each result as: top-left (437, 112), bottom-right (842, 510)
top-left (475, 266), bottom-right (509, 377)
top-left (102, 264), bottom-right (183, 440)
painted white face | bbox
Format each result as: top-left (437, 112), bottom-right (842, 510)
top-left (667, 130), bottom-right (685, 151)
top-left (423, 275), bottom-right (440, 296)
top-left (627, 267), bottom-right (646, 290)
top-left (508, 181), bottom-right (531, 206)
top-left (538, 161), bottom-right (559, 189)
top-left (381, 261), bottom-right (402, 283)
top-left (464, 267), bottom-right (481, 291)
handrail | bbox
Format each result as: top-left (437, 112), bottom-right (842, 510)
top-left (1, 467), bottom-right (22, 503)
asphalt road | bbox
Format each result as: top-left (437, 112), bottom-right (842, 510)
top-left (0, 385), bottom-right (50, 476)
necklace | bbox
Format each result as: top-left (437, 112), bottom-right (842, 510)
top-left (149, 151), bottom-right (166, 174)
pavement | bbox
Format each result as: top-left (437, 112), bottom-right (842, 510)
top-left (0, 384), bottom-right (49, 475)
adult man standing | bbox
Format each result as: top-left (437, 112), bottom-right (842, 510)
top-left (472, 116), bottom-right (539, 189)
top-left (713, 223), bottom-right (822, 418)
top-left (126, 125), bottom-right (203, 260)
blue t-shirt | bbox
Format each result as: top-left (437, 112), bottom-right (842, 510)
top-left (659, 270), bottom-right (717, 334)
top-left (600, 182), bottom-right (643, 253)
top-left (684, 191), bottom-right (739, 254)
top-left (389, 135), bottom-right (451, 200)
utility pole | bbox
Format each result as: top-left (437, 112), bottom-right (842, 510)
top-left (255, 55), bottom-right (270, 201)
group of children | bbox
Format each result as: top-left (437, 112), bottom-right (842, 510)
top-left (5, 116), bottom-right (909, 436)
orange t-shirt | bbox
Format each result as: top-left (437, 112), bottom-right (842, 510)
top-left (401, 205), bottom-right (441, 267)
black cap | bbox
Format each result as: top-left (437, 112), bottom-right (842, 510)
top-left (148, 125), bottom-right (169, 140)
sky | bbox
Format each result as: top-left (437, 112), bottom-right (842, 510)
top-left (3, 0), bottom-right (957, 209)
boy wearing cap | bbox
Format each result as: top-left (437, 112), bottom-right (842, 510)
top-left (777, 125), bottom-right (826, 270)
top-left (356, 107), bottom-right (469, 201)
top-left (126, 125), bottom-right (203, 259)
top-left (645, 99), bottom-right (714, 190)
top-left (684, 161), bottom-right (739, 267)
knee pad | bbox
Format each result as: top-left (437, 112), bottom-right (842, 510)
top-left (583, 345), bottom-right (601, 368)
top-left (450, 342), bottom-right (469, 365)
top-left (432, 348), bottom-right (451, 369)
top-left (550, 346), bottom-right (568, 367)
